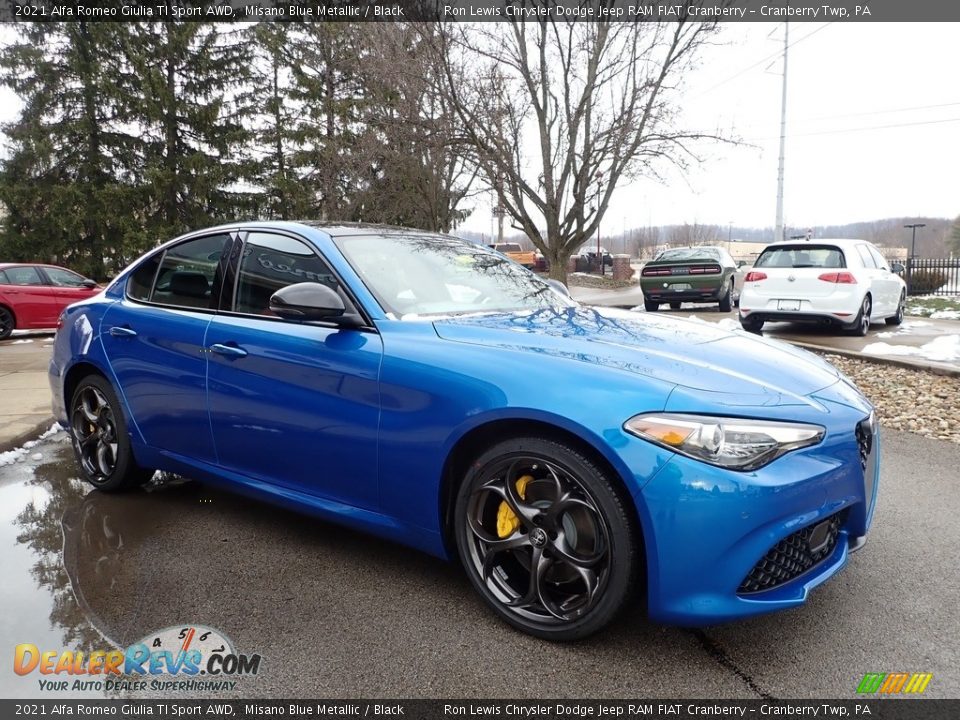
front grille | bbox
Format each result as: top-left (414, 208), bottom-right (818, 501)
top-left (738, 511), bottom-right (846, 594)
top-left (856, 417), bottom-right (873, 472)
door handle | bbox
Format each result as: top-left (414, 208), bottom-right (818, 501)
top-left (209, 343), bottom-right (248, 359)
top-left (108, 326), bottom-right (137, 338)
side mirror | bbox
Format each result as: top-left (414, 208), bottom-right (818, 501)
top-left (544, 278), bottom-right (570, 298)
top-left (891, 262), bottom-right (905, 275)
top-left (269, 282), bottom-right (345, 321)
top-left (736, 260), bottom-right (747, 268)
top-left (81, 279), bottom-right (98, 289)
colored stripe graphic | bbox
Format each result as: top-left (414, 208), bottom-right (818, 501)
top-left (857, 672), bottom-right (932, 694)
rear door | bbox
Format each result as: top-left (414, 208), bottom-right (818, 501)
top-left (866, 244), bottom-right (901, 314)
top-left (854, 243), bottom-right (893, 316)
top-left (0, 265), bottom-right (61, 328)
top-left (205, 231), bottom-right (382, 509)
top-left (100, 232), bottom-right (235, 464)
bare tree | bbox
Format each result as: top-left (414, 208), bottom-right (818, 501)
top-left (428, 13), bottom-right (724, 282)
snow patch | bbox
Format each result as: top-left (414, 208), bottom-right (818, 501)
top-left (0, 423), bottom-right (64, 467)
top-left (930, 310), bottom-right (960, 320)
top-left (862, 335), bottom-right (960, 364)
top-left (11, 339), bottom-right (33, 344)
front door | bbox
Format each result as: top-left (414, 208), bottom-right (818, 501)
top-left (206, 231), bottom-right (382, 509)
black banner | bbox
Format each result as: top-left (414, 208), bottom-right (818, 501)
top-left (1, 0), bottom-right (960, 24)
top-left (2, 700), bottom-right (957, 720)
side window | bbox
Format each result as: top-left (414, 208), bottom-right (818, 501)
top-left (44, 267), bottom-right (87, 287)
top-left (867, 246), bottom-right (888, 271)
top-left (127, 253), bottom-right (162, 302)
top-left (234, 233), bottom-right (341, 317)
top-left (3, 266), bottom-right (43, 285)
top-left (0, 270), bottom-right (8, 284)
top-left (855, 244), bottom-right (876, 269)
top-left (150, 234), bottom-right (231, 310)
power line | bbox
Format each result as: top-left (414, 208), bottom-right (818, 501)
top-left (693, 23), bottom-right (832, 98)
top-left (792, 100), bottom-right (960, 124)
top-left (749, 115), bottom-right (960, 141)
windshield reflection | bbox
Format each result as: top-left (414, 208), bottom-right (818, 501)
top-left (336, 233), bottom-right (576, 318)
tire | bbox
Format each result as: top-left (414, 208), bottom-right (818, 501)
top-left (740, 316), bottom-right (763, 334)
top-left (850, 294), bottom-right (872, 337)
top-left (885, 291), bottom-right (905, 326)
top-left (0, 306), bottom-right (14, 340)
top-left (718, 280), bottom-right (733, 313)
top-left (454, 437), bottom-right (639, 641)
top-left (668, 302), bottom-right (681, 310)
top-left (643, 298), bottom-right (659, 312)
top-left (69, 374), bottom-right (153, 492)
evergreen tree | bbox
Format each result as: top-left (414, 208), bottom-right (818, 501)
top-left (119, 21), bottom-right (253, 240)
top-left (0, 23), bottom-right (144, 278)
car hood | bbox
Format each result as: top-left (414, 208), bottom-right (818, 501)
top-left (432, 306), bottom-right (842, 403)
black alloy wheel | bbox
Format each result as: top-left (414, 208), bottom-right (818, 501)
top-left (70, 375), bottom-right (153, 492)
top-left (885, 291), bottom-right (905, 326)
top-left (455, 438), bottom-right (638, 640)
top-left (0, 306), bottom-right (13, 340)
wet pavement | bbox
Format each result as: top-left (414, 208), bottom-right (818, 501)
top-left (2, 428), bottom-right (959, 699)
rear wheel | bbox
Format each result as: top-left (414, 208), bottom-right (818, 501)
top-left (668, 302), bottom-right (681, 310)
top-left (70, 375), bottom-right (153, 492)
top-left (740, 316), bottom-right (763, 334)
top-left (850, 295), bottom-right (872, 336)
top-left (643, 298), bottom-right (659, 312)
top-left (0, 306), bottom-right (14, 340)
top-left (885, 291), bottom-right (905, 326)
top-left (455, 437), bottom-right (638, 641)
top-left (718, 280), bottom-right (734, 313)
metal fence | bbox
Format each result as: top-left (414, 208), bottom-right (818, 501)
top-left (904, 258), bottom-right (960, 296)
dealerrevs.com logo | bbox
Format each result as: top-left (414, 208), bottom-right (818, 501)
top-left (14, 624), bottom-right (262, 692)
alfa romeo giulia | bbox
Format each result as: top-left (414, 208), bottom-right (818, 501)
top-left (50, 222), bottom-right (879, 640)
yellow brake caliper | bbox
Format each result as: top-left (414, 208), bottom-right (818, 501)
top-left (496, 475), bottom-right (534, 538)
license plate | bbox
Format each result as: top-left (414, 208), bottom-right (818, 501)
top-left (777, 300), bottom-right (801, 311)
top-left (671, 266), bottom-right (690, 275)
top-left (671, 283), bottom-right (691, 292)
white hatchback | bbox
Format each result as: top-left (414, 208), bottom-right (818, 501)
top-left (738, 239), bottom-right (907, 336)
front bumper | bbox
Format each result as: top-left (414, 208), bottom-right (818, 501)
top-left (633, 407), bottom-right (878, 626)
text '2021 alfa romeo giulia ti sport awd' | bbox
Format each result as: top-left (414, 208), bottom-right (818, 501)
top-left (50, 222), bottom-right (879, 640)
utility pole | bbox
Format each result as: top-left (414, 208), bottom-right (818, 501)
top-left (904, 223), bottom-right (925, 258)
top-left (774, 22), bottom-right (789, 244)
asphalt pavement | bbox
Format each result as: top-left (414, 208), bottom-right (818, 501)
top-left (1, 426), bottom-right (958, 699)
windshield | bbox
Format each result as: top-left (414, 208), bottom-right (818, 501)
top-left (336, 233), bottom-right (576, 318)
top-left (656, 247), bottom-right (720, 261)
top-left (755, 245), bottom-right (846, 269)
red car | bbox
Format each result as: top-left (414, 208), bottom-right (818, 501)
top-left (0, 263), bottom-right (100, 340)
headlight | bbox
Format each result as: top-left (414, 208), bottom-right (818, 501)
top-left (624, 413), bottom-right (825, 471)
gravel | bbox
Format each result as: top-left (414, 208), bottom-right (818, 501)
top-left (819, 353), bottom-right (960, 445)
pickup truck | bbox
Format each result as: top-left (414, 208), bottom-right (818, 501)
top-left (491, 243), bottom-right (537, 269)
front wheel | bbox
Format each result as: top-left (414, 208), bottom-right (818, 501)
top-left (454, 438), bottom-right (639, 641)
top-left (70, 375), bottom-right (153, 492)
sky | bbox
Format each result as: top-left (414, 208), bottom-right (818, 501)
top-left (0, 21), bottom-right (957, 238)
top-left (461, 21), bottom-right (960, 238)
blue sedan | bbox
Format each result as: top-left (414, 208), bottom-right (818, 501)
top-left (49, 222), bottom-right (879, 640)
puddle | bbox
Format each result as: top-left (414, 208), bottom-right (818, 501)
top-left (0, 436), bottom-right (246, 698)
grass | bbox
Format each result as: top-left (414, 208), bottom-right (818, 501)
top-left (905, 296), bottom-right (960, 317)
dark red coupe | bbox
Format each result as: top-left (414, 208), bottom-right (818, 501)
top-left (0, 263), bottom-right (100, 340)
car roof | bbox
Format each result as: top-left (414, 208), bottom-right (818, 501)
top-left (763, 238), bottom-right (870, 249)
